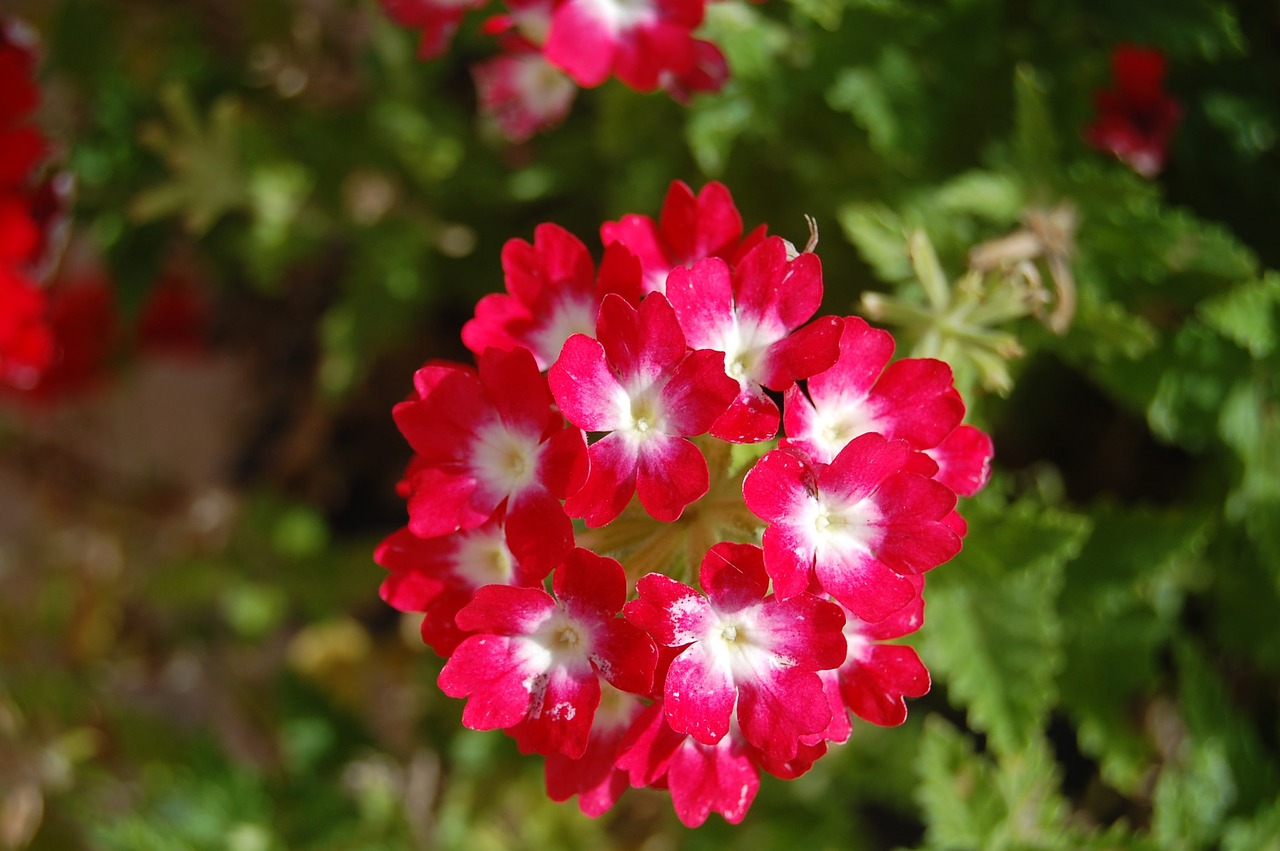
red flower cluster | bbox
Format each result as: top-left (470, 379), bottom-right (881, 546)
top-left (0, 18), bottom-right (56, 391)
top-left (380, 0), bottom-right (726, 141)
top-left (377, 180), bottom-right (993, 826)
top-left (1085, 44), bottom-right (1182, 177)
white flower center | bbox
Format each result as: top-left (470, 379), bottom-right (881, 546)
top-left (808, 494), bottom-right (881, 556)
top-left (588, 0), bottom-right (655, 35)
top-left (454, 529), bottom-right (517, 587)
top-left (472, 421), bottom-right (542, 498)
top-left (813, 398), bottom-right (884, 462)
top-left (529, 291), bottom-right (595, 370)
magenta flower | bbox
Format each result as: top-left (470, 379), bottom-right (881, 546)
top-left (660, 38), bottom-right (729, 104)
top-left (542, 0), bottom-right (706, 92)
top-left (548, 291), bottom-right (738, 526)
top-left (915, 423), bottom-right (994, 498)
top-left (829, 587), bottom-right (931, 729)
top-left (783, 316), bottom-right (965, 465)
top-left (463, 222), bottom-right (641, 370)
top-left (616, 701), bottom-right (760, 827)
top-left (393, 346), bottom-right (587, 568)
top-left (543, 682), bottom-right (645, 816)
top-left (743, 435), bottom-right (961, 623)
top-left (472, 38), bottom-right (578, 144)
top-left (624, 542), bottom-right (846, 761)
top-left (375, 518), bottom-right (559, 656)
top-left (438, 548), bottom-right (657, 758)
top-left (1085, 44), bottom-right (1182, 177)
top-left (666, 236), bottom-right (843, 442)
top-left (601, 180), bottom-right (755, 295)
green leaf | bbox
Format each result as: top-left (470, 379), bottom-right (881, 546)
top-left (1172, 640), bottom-right (1280, 815)
top-left (921, 494), bottom-right (1091, 757)
top-left (916, 717), bottom-right (1073, 850)
top-left (916, 716), bottom-right (1006, 847)
top-left (1200, 272), bottom-right (1280, 358)
top-left (934, 170), bottom-right (1025, 222)
top-left (1151, 732), bottom-right (1236, 851)
top-left (1013, 65), bottom-right (1058, 195)
top-left (1223, 798), bottom-right (1280, 851)
top-left (1058, 504), bottom-right (1209, 792)
top-left (825, 47), bottom-right (926, 171)
top-left (837, 202), bottom-right (912, 282)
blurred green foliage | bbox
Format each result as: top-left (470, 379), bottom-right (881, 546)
top-left (2, 0), bottom-right (1279, 848)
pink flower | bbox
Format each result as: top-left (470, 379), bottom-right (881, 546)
top-left (820, 582), bottom-right (930, 740)
top-left (543, 682), bottom-right (645, 816)
top-left (1085, 44), bottom-right (1182, 177)
top-left (623, 542), bottom-right (846, 761)
top-left (437, 548), bottom-right (657, 758)
top-left (378, 0), bottom-right (487, 59)
top-left (375, 518), bottom-right (562, 655)
top-left (915, 423), bottom-right (994, 498)
top-left (392, 346), bottom-right (588, 568)
top-left (547, 291), bottom-right (738, 526)
top-left (660, 38), bottom-right (728, 103)
top-left (665, 237), bottom-right (843, 442)
top-left (601, 180), bottom-right (756, 295)
top-left (472, 39), bottom-right (578, 144)
top-left (617, 701), bottom-right (760, 827)
top-left (782, 316), bottom-right (965, 465)
top-left (462, 222), bottom-right (641, 370)
top-left (543, 0), bottom-right (706, 92)
top-left (743, 435), bottom-right (961, 623)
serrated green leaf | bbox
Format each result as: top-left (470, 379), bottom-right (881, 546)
top-left (1058, 505), bottom-right (1208, 792)
top-left (837, 202), bottom-right (912, 282)
top-left (686, 95), bottom-right (754, 177)
top-left (1148, 323), bottom-right (1251, 449)
top-left (934, 171), bottom-right (1025, 222)
top-left (1013, 65), bottom-right (1058, 195)
top-left (1199, 272), bottom-right (1280, 357)
top-left (916, 717), bottom-right (1073, 851)
top-left (921, 495), bottom-right (1090, 757)
top-left (825, 47), bottom-right (926, 171)
top-left (1151, 732), bottom-right (1236, 851)
top-left (1172, 640), bottom-right (1279, 814)
top-left (916, 716), bottom-right (1006, 847)
top-left (1223, 798), bottom-right (1280, 851)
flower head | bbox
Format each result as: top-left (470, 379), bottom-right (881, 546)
top-left (382, 180), bottom-right (989, 825)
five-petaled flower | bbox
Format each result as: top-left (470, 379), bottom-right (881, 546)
top-left (548, 291), bottom-right (738, 526)
top-left (438, 547), bottom-right (657, 758)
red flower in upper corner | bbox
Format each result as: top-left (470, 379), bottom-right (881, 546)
top-left (542, 0), bottom-right (706, 92)
top-left (1085, 44), bottom-right (1182, 178)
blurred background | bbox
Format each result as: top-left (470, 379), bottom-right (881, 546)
top-left (1, 0), bottom-right (1278, 848)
